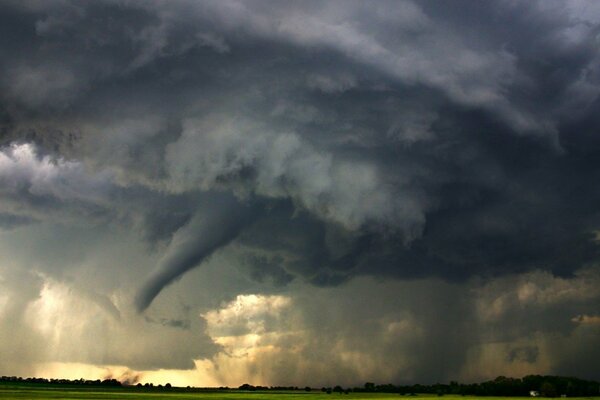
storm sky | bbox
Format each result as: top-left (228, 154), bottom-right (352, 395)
top-left (1, 0), bottom-right (600, 387)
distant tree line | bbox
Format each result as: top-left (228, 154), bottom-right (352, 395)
top-left (0, 376), bottom-right (122, 387)
top-left (346, 376), bottom-right (600, 397)
top-left (2, 374), bottom-right (599, 396)
top-left (238, 383), bottom-right (307, 391)
top-left (236, 375), bottom-right (600, 397)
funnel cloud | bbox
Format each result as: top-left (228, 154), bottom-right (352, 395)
top-left (135, 194), bottom-right (258, 312)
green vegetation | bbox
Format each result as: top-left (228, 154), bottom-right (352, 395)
top-left (0, 388), bottom-right (585, 400)
top-left (0, 383), bottom-right (599, 400)
top-left (0, 375), bottom-right (599, 400)
top-left (0, 385), bottom-right (396, 400)
top-left (2, 376), bottom-right (599, 398)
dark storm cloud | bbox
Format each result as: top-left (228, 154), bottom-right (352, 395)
top-left (1, 0), bottom-right (600, 310)
top-left (507, 346), bottom-right (539, 364)
top-left (0, 213), bottom-right (34, 229)
top-left (197, 269), bottom-right (600, 385)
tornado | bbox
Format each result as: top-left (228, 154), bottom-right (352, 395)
top-left (135, 194), bottom-right (256, 312)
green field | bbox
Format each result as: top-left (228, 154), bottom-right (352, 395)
top-left (0, 385), bottom-right (599, 400)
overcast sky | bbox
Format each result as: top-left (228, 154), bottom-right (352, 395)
top-left (1, 0), bottom-right (600, 387)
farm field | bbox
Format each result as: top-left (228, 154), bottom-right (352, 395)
top-left (0, 385), bottom-right (599, 400)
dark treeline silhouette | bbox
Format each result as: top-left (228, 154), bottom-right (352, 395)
top-left (1, 374), bottom-right (599, 396)
top-left (0, 376), bottom-right (122, 387)
top-left (236, 376), bottom-right (599, 397)
top-left (347, 376), bottom-right (599, 397)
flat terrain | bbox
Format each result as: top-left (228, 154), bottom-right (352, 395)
top-left (0, 385), bottom-right (598, 400)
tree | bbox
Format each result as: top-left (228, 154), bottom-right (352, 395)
top-left (541, 382), bottom-right (557, 398)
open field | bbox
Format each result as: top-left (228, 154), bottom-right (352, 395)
top-left (0, 385), bottom-right (599, 400)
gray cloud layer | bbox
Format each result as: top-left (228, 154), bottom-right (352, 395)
top-left (1, 0), bottom-right (600, 384)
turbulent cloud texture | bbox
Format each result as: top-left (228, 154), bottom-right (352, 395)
top-left (0, 0), bottom-right (600, 386)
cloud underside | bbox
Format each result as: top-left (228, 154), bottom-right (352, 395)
top-left (1, 0), bottom-right (600, 384)
top-left (3, 271), bottom-right (599, 386)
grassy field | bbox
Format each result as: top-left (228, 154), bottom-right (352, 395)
top-left (0, 385), bottom-right (598, 400)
